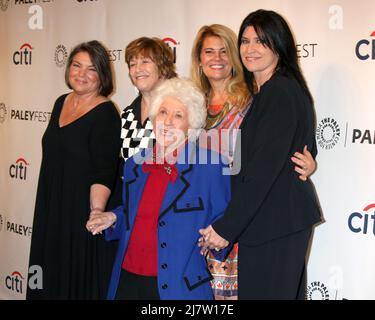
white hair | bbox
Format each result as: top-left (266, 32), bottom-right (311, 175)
top-left (149, 77), bottom-right (207, 131)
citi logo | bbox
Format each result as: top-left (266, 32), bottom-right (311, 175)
top-left (5, 271), bottom-right (24, 294)
top-left (9, 158), bottom-right (29, 180)
top-left (163, 37), bottom-right (179, 64)
top-left (355, 31), bottom-right (375, 60)
top-left (13, 43), bottom-right (33, 65)
top-left (348, 203), bottom-right (375, 235)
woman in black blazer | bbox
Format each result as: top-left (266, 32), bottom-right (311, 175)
top-left (200, 9), bottom-right (322, 299)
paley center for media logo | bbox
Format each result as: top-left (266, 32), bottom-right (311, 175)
top-left (0, 102), bottom-right (7, 123)
top-left (13, 43), bottom-right (33, 65)
top-left (55, 44), bottom-right (68, 67)
top-left (306, 280), bottom-right (330, 300)
top-left (348, 203), bottom-right (375, 235)
top-left (355, 31), bottom-right (375, 60)
top-left (316, 117), bottom-right (341, 150)
top-left (9, 157), bottom-right (29, 180)
top-left (163, 37), bottom-right (179, 64)
top-left (0, 0), bottom-right (10, 11)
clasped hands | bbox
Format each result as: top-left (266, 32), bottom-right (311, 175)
top-left (86, 209), bottom-right (116, 235)
top-left (198, 225), bottom-right (229, 255)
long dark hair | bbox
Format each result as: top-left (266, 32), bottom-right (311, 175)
top-left (238, 9), bottom-right (313, 104)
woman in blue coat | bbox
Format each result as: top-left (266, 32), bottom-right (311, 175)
top-left (86, 77), bottom-right (230, 300)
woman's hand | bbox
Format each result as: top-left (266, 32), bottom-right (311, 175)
top-left (198, 225), bottom-right (229, 251)
top-left (291, 145), bottom-right (316, 181)
top-left (86, 209), bottom-right (117, 235)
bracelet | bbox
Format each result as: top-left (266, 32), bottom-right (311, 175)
top-left (91, 207), bottom-right (104, 212)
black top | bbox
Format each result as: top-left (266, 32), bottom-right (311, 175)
top-left (213, 73), bottom-right (322, 245)
top-left (27, 94), bottom-right (121, 299)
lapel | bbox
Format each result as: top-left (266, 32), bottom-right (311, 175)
top-left (123, 153), bottom-right (149, 230)
top-left (158, 143), bottom-right (197, 220)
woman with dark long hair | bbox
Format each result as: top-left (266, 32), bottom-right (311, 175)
top-left (200, 10), bottom-right (322, 299)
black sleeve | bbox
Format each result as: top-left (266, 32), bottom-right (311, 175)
top-left (89, 101), bottom-right (121, 190)
top-left (212, 82), bottom-right (299, 242)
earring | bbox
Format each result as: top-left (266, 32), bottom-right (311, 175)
top-left (199, 66), bottom-right (202, 77)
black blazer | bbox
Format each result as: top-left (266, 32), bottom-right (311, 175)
top-left (213, 72), bottom-right (322, 246)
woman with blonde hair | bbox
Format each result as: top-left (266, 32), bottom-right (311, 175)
top-left (191, 24), bottom-right (250, 122)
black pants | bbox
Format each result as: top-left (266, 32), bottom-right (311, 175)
top-left (238, 228), bottom-right (312, 300)
top-left (115, 269), bottom-right (160, 300)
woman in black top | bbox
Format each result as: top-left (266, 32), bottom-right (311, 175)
top-left (200, 10), bottom-right (322, 299)
top-left (27, 41), bottom-right (121, 299)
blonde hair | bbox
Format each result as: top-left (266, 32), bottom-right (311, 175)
top-left (191, 24), bottom-right (250, 109)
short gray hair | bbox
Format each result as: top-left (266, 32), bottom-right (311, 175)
top-left (149, 77), bottom-right (207, 131)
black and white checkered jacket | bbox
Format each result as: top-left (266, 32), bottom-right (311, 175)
top-left (120, 95), bottom-right (155, 162)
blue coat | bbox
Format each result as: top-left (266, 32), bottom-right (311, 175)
top-left (106, 143), bottom-right (231, 300)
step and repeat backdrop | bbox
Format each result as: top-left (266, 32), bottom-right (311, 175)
top-left (0, 0), bottom-right (374, 300)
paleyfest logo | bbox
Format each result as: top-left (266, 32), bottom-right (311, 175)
top-left (348, 203), bottom-right (375, 235)
top-left (316, 117), bottom-right (341, 150)
top-left (355, 31), bottom-right (375, 60)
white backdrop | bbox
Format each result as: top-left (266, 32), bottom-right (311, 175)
top-left (0, 0), bottom-right (374, 300)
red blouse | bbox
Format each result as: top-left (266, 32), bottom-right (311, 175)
top-left (122, 161), bottom-right (178, 276)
